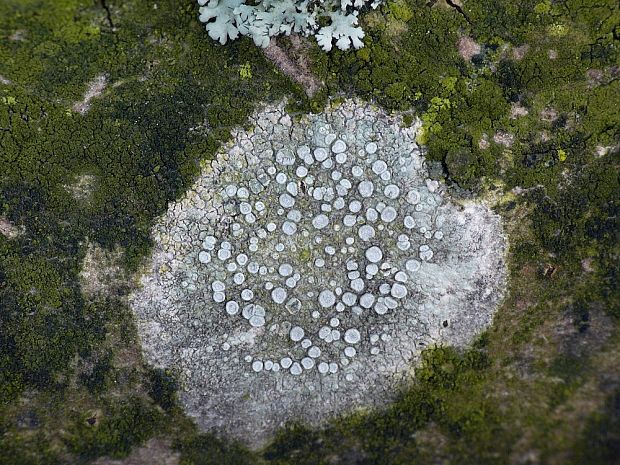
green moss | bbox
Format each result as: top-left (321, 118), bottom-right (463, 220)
top-left (534, 1), bottom-right (551, 14)
top-left (547, 23), bottom-right (569, 37)
top-left (0, 239), bottom-right (108, 396)
top-left (571, 389), bottom-right (620, 465)
top-left (557, 148), bottom-right (567, 162)
top-left (78, 351), bottom-right (113, 394)
top-left (417, 96), bottom-right (452, 145)
top-left (355, 46), bottom-right (371, 62)
top-left (147, 368), bottom-right (179, 412)
top-left (175, 433), bottom-right (256, 465)
top-left (464, 0), bottom-right (554, 43)
top-left (239, 62), bottom-right (253, 79)
top-left (64, 396), bottom-right (163, 459)
top-left (444, 147), bottom-right (478, 189)
top-left (386, 0), bottom-right (414, 22)
top-left (0, 430), bottom-right (61, 465)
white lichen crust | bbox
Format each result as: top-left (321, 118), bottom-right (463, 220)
top-left (130, 99), bottom-right (507, 447)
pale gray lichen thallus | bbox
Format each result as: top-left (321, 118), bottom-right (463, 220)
top-left (129, 99), bottom-right (507, 447)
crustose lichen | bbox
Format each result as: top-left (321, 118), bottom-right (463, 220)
top-left (130, 99), bottom-right (507, 447)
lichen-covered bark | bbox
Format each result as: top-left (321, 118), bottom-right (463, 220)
top-left (0, 0), bottom-right (617, 463)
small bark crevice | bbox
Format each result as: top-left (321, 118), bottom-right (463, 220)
top-left (445, 0), bottom-right (472, 25)
top-left (100, 0), bottom-right (115, 29)
top-left (427, 0), bottom-right (472, 25)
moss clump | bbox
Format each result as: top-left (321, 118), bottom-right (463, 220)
top-left (175, 433), bottom-right (256, 465)
top-left (386, 0), bottom-right (414, 22)
top-left (147, 368), bottom-right (179, 412)
top-left (572, 389), bottom-right (620, 465)
top-left (0, 238), bottom-right (108, 400)
top-left (534, 1), bottom-right (551, 15)
top-left (64, 397), bottom-right (163, 459)
top-left (239, 62), bottom-right (253, 79)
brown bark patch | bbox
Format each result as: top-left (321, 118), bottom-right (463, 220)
top-left (457, 36), bottom-right (481, 61)
top-left (262, 35), bottom-right (323, 98)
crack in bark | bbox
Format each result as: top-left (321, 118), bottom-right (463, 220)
top-left (445, 0), bottom-right (472, 25)
top-left (100, 0), bottom-right (115, 29)
top-left (426, 0), bottom-right (472, 25)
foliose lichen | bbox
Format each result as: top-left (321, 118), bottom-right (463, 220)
top-left (197, 0), bottom-right (383, 51)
